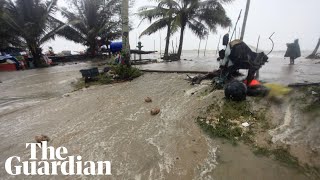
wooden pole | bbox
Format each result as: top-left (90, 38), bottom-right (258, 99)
top-left (159, 31), bottom-right (162, 58)
top-left (216, 35), bottom-right (222, 55)
top-left (240, 0), bottom-right (250, 40)
top-left (198, 39), bottom-right (201, 57)
top-left (255, 35), bottom-right (261, 79)
top-left (256, 35), bottom-right (260, 52)
top-left (204, 36), bottom-right (208, 56)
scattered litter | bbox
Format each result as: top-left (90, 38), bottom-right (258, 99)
top-left (35, 135), bottom-right (50, 143)
top-left (145, 97), bottom-right (152, 103)
top-left (63, 93), bottom-right (71, 97)
top-left (150, 108), bottom-right (160, 115)
top-left (264, 83), bottom-right (292, 97)
top-left (312, 91), bottom-right (318, 95)
top-left (242, 122), bottom-right (250, 127)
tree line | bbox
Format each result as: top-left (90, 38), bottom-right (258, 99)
top-left (0, 0), bottom-right (122, 67)
top-left (138, 0), bottom-right (233, 60)
top-left (0, 0), bottom-right (233, 67)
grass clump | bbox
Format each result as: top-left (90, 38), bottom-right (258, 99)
top-left (253, 146), bottom-right (301, 169)
top-left (73, 74), bottom-right (113, 90)
top-left (112, 65), bottom-right (142, 80)
top-left (73, 66), bottom-right (142, 90)
top-left (197, 100), bottom-right (257, 144)
top-left (197, 116), bottom-right (243, 145)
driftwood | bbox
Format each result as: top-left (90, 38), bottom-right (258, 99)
top-left (130, 50), bottom-right (157, 54)
top-left (187, 69), bottom-right (244, 85)
top-left (187, 69), bottom-right (222, 85)
top-left (288, 82), bottom-right (320, 87)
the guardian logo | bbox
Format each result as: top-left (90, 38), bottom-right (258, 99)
top-left (5, 142), bottom-right (111, 176)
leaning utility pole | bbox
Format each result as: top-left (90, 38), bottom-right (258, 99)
top-left (240, 0), bottom-right (250, 40)
top-left (122, 0), bottom-right (130, 65)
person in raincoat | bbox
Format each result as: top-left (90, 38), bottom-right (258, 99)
top-left (285, 39), bottom-right (301, 65)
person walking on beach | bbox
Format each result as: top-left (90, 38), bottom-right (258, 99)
top-left (285, 39), bottom-right (301, 65)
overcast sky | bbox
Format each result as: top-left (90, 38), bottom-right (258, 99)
top-left (44, 0), bottom-right (320, 53)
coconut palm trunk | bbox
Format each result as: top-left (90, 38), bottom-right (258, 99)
top-left (164, 23), bottom-right (172, 60)
top-left (29, 44), bottom-right (44, 67)
top-left (240, 0), bottom-right (250, 40)
top-left (122, 0), bottom-right (130, 66)
top-left (177, 25), bottom-right (186, 60)
top-left (307, 38), bottom-right (320, 59)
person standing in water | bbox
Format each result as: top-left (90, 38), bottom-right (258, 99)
top-left (285, 39), bottom-right (301, 65)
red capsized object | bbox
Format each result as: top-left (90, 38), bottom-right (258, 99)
top-left (244, 79), bottom-right (261, 87)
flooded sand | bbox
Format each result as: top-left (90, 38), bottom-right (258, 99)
top-left (0, 63), bottom-right (91, 116)
top-left (137, 51), bottom-right (320, 85)
top-left (0, 64), bottom-right (312, 179)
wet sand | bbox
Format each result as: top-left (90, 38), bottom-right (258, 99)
top-left (0, 62), bottom-right (314, 179)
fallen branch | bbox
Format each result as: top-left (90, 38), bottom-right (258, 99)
top-left (288, 82), bottom-right (320, 87)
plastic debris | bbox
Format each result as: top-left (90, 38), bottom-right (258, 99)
top-left (312, 91), bottom-right (318, 95)
top-left (264, 83), bottom-right (292, 97)
top-left (242, 122), bottom-right (250, 127)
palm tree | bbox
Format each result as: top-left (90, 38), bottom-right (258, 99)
top-left (174, 0), bottom-right (232, 59)
top-left (1, 0), bottom-right (67, 67)
top-left (58, 0), bottom-right (121, 56)
top-left (122, 0), bottom-right (130, 65)
top-left (137, 0), bottom-right (178, 60)
top-left (0, 0), bottom-right (21, 49)
top-left (307, 38), bottom-right (320, 59)
top-left (138, 0), bottom-right (232, 60)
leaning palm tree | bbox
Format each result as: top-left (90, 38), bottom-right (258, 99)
top-left (1, 0), bottom-right (67, 67)
top-left (58, 0), bottom-right (121, 56)
top-left (138, 0), bottom-right (232, 60)
top-left (174, 0), bottom-right (232, 59)
top-left (0, 0), bottom-right (20, 49)
top-left (137, 0), bottom-right (179, 60)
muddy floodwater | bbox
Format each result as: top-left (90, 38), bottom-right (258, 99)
top-left (0, 53), bottom-right (319, 179)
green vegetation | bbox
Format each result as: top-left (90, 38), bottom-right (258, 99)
top-left (58, 0), bottom-right (121, 56)
top-left (0, 0), bottom-right (121, 64)
top-left (112, 65), bottom-right (143, 80)
top-left (73, 65), bottom-right (142, 90)
top-left (197, 100), bottom-right (267, 144)
top-left (253, 147), bottom-right (302, 169)
top-left (0, 0), bottom-right (67, 67)
top-left (73, 74), bottom-right (112, 90)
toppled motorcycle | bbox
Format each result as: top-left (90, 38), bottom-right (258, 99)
top-left (188, 39), bottom-right (272, 100)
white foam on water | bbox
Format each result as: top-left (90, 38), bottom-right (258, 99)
top-left (269, 105), bottom-right (304, 144)
top-left (194, 137), bottom-right (218, 180)
top-left (0, 99), bottom-right (42, 115)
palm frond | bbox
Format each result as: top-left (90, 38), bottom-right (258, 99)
top-left (187, 19), bottom-right (208, 39)
top-left (140, 18), bottom-right (169, 37)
